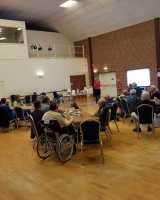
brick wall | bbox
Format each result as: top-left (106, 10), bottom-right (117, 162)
top-left (75, 19), bottom-right (158, 92)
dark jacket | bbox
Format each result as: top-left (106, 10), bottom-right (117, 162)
top-left (127, 95), bottom-right (140, 113)
top-left (0, 104), bottom-right (15, 127)
top-left (151, 91), bottom-right (160, 100)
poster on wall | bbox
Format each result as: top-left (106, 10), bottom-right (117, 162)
top-left (99, 72), bottom-right (117, 97)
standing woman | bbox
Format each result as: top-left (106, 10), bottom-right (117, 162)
top-left (93, 76), bottom-right (101, 103)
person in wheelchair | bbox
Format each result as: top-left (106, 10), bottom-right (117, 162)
top-left (42, 102), bottom-right (76, 136)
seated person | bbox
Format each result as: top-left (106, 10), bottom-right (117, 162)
top-left (42, 102), bottom-right (75, 135)
top-left (149, 85), bottom-right (160, 104)
top-left (16, 95), bottom-right (23, 106)
top-left (40, 92), bottom-right (47, 102)
top-left (32, 92), bottom-right (38, 103)
top-left (104, 95), bottom-right (114, 107)
top-left (41, 97), bottom-right (50, 113)
top-left (95, 98), bottom-right (106, 118)
top-left (53, 91), bottom-right (63, 103)
top-left (10, 95), bottom-right (23, 108)
top-left (10, 95), bottom-right (18, 108)
top-left (128, 83), bottom-right (133, 92)
top-left (31, 101), bottom-right (44, 139)
top-left (126, 89), bottom-right (140, 113)
top-left (0, 98), bottom-right (16, 127)
top-left (94, 98), bottom-right (110, 131)
top-left (70, 102), bottom-right (80, 110)
top-left (132, 82), bottom-right (142, 97)
top-left (131, 91), bottom-right (155, 132)
top-left (119, 90), bottom-right (129, 100)
top-left (117, 93), bottom-right (130, 117)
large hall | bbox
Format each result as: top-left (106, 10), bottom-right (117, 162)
top-left (0, 1), bottom-right (160, 200)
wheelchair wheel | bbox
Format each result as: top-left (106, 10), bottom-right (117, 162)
top-left (56, 134), bottom-right (74, 162)
top-left (37, 135), bottom-right (54, 160)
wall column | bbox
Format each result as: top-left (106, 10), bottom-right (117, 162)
top-left (88, 37), bottom-right (94, 86)
top-left (154, 18), bottom-right (160, 88)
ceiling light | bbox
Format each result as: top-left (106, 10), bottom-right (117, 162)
top-left (93, 69), bottom-right (98, 73)
top-left (104, 66), bottom-right (108, 70)
top-left (36, 70), bottom-right (45, 78)
top-left (60, 0), bottom-right (77, 8)
top-left (0, 37), bottom-right (6, 41)
top-left (17, 27), bottom-right (22, 31)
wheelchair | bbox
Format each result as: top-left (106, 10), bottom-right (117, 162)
top-left (36, 120), bottom-right (74, 162)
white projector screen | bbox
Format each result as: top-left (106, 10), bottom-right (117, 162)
top-left (127, 68), bottom-right (150, 87)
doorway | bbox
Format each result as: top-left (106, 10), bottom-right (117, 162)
top-left (70, 74), bottom-right (86, 90)
top-left (99, 72), bottom-right (117, 97)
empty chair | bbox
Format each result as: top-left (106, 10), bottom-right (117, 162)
top-left (99, 106), bottom-right (112, 139)
top-left (80, 120), bottom-right (104, 163)
top-left (117, 97), bottom-right (130, 118)
top-left (109, 103), bottom-right (120, 132)
top-left (14, 107), bottom-right (30, 127)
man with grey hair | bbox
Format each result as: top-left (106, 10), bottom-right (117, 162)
top-left (94, 98), bottom-right (111, 131)
top-left (132, 82), bottom-right (142, 97)
top-left (126, 89), bottom-right (140, 113)
top-left (131, 91), bottom-right (155, 132)
top-left (95, 98), bottom-right (106, 118)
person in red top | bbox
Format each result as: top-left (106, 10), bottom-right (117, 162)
top-left (93, 76), bottom-right (101, 103)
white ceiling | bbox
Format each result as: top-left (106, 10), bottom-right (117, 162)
top-left (0, 0), bottom-right (160, 41)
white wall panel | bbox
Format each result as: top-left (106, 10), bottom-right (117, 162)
top-left (0, 58), bottom-right (88, 97)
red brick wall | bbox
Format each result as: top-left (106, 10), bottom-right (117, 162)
top-left (75, 20), bottom-right (158, 92)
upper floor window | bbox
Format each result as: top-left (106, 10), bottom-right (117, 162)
top-left (0, 26), bottom-right (24, 44)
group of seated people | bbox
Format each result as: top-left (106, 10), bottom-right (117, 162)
top-left (31, 99), bottom-right (80, 139)
top-left (93, 82), bottom-right (160, 133)
top-left (0, 91), bottom-right (64, 129)
top-left (1, 83), bottom-right (160, 135)
top-left (119, 83), bottom-right (160, 132)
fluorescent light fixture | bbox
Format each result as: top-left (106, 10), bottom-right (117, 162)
top-left (0, 37), bottom-right (6, 41)
top-left (36, 70), bottom-right (45, 78)
top-left (17, 27), bottom-right (22, 31)
top-left (60, 0), bottom-right (77, 8)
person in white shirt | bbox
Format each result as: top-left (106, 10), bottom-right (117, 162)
top-left (42, 102), bottom-right (74, 132)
